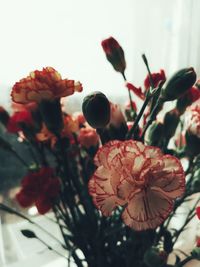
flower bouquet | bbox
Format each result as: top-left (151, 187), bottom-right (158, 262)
top-left (1, 37), bottom-right (200, 267)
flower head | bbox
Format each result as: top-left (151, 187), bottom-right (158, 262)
top-left (11, 67), bottom-right (82, 104)
top-left (126, 82), bottom-right (144, 100)
top-left (89, 140), bottom-right (185, 231)
top-left (16, 167), bottom-right (60, 214)
top-left (78, 127), bottom-right (99, 149)
top-left (101, 37), bottom-right (126, 73)
top-left (7, 110), bottom-right (33, 133)
top-left (185, 98), bottom-right (200, 138)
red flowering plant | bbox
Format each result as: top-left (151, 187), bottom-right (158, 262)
top-left (0, 38), bottom-right (200, 267)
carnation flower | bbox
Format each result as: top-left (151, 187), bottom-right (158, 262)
top-left (144, 69), bottom-right (166, 90)
top-left (11, 67), bottom-right (82, 104)
top-left (185, 98), bottom-right (200, 138)
top-left (126, 82), bottom-right (145, 100)
top-left (78, 127), bottom-right (99, 149)
top-left (16, 167), bottom-right (60, 214)
top-left (7, 110), bottom-right (33, 133)
top-left (89, 140), bottom-right (185, 231)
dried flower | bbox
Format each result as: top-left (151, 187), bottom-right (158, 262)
top-left (101, 37), bottom-right (126, 73)
top-left (89, 140), bottom-right (185, 231)
top-left (11, 67), bottom-right (82, 104)
top-left (16, 167), bottom-right (60, 214)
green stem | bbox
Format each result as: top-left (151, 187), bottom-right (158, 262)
top-left (176, 256), bottom-right (193, 267)
top-left (126, 96), bottom-right (150, 139)
top-left (142, 54), bottom-right (154, 89)
top-left (140, 98), bottom-right (163, 140)
top-left (11, 148), bottom-right (29, 168)
top-left (0, 203), bottom-right (66, 248)
top-left (122, 72), bottom-right (134, 115)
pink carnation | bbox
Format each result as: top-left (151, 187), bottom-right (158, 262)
top-left (78, 128), bottom-right (99, 149)
top-left (89, 140), bottom-right (185, 231)
top-left (185, 98), bottom-right (200, 138)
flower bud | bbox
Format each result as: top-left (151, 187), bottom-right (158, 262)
top-left (143, 247), bottom-right (166, 267)
top-left (161, 67), bottom-right (196, 101)
top-left (176, 86), bottom-right (200, 114)
top-left (191, 247), bottom-right (200, 260)
top-left (163, 109), bottom-right (180, 139)
top-left (82, 92), bottom-right (110, 129)
top-left (101, 37), bottom-right (126, 73)
top-left (185, 131), bottom-right (200, 157)
top-left (191, 169), bottom-right (200, 193)
top-left (145, 121), bottom-right (164, 147)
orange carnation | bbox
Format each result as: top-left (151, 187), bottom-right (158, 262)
top-left (11, 67), bottom-right (82, 104)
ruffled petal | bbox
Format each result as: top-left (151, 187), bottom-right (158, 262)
top-left (94, 140), bottom-right (121, 168)
top-left (88, 177), bottom-right (125, 216)
top-left (150, 155), bottom-right (185, 198)
top-left (122, 188), bottom-right (173, 231)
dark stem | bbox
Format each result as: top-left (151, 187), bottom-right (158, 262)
top-left (0, 203), bottom-right (65, 248)
top-left (37, 236), bottom-right (68, 259)
top-left (142, 54), bottom-right (154, 89)
top-left (126, 96), bottom-right (150, 139)
top-left (140, 98), bottom-right (163, 140)
top-left (122, 72), bottom-right (134, 115)
top-left (11, 148), bottom-right (29, 168)
top-left (176, 256), bottom-right (193, 267)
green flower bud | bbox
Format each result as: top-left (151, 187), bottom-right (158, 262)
top-left (191, 247), bottom-right (200, 260)
top-left (145, 121), bottom-right (164, 147)
top-left (185, 131), bottom-right (200, 157)
top-left (163, 109), bottom-right (180, 139)
top-left (191, 169), bottom-right (200, 193)
top-left (82, 92), bottom-right (110, 129)
top-left (161, 68), bottom-right (196, 101)
top-left (144, 247), bottom-right (166, 267)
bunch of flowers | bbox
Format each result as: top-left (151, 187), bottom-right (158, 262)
top-left (0, 37), bottom-right (200, 267)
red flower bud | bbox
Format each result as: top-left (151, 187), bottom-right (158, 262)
top-left (101, 37), bottom-right (126, 74)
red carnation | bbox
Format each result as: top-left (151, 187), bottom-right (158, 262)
top-left (196, 206), bottom-right (200, 219)
top-left (7, 110), bottom-right (33, 133)
top-left (144, 69), bottom-right (166, 90)
top-left (126, 83), bottom-right (145, 100)
top-left (16, 167), bottom-right (60, 214)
